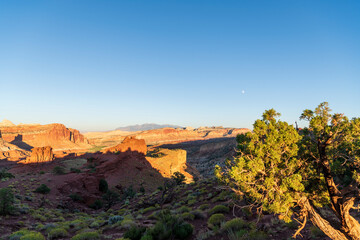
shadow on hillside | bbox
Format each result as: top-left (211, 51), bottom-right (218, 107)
top-left (11, 149), bottom-right (171, 194)
top-left (10, 134), bottom-right (33, 151)
top-left (158, 137), bottom-right (237, 177)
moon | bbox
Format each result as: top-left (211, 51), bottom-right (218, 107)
top-left (242, 90), bottom-right (245, 94)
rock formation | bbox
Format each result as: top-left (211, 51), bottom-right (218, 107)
top-left (103, 137), bottom-right (147, 154)
top-left (147, 148), bottom-right (200, 183)
top-left (0, 123), bottom-right (90, 151)
top-left (20, 146), bottom-right (54, 164)
top-left (85, 126), bottom-right (250, 147)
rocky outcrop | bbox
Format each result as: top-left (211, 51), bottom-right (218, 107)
top-left (103, 137), bottom-right (147, 155)
top-left (20, 146), bottom-right (54, 164)
top-left (0, 123), bottom-right (90, 150)
top-left (147, 148), bottom-right (199, 183)
top-left (0, 138), bottom-right (29, 161)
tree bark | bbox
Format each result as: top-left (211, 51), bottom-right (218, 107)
top-left (299, 197), bottom-right (348, 240)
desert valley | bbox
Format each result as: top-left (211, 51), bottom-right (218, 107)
top-left (0, 118), bottom-right (345, 240)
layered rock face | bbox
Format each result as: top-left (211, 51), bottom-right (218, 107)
top-left (20, 146), bottom-right (54, 164)
top-left (103, 137), bottom-right (147, 154)
top-left (0, 123), bottom-right (90, 150)
top-left (147, 148), bottom-right (200, 183)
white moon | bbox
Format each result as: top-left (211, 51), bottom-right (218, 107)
top-left (242, 90), bottom-right (245, 94)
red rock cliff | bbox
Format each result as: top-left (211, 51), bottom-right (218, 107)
top-left (0, 123), bottom-right (90, 150)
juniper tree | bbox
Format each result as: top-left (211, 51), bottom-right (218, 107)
top-left (216, 103), bottom-right (360, 240)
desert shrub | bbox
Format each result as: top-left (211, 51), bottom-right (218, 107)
top-left (140, 186), bottom-right (145, 193)
top-left (222, 218), bottom-right (249, 232)
top-left (52, 166), bottom-right (66, 175)
top-left (20, 232), bottom-right (45, 240)
top-left (0, 168), bottom-right (15, 180)
top-left (198, 204), bottom-right (210, 210)
top-left (123, 185), bottom-right (136, 199)
top-left (142, 206), bottom-right (156, 214)
top-left (69, 193), bottom-right (83, 202)
top-left (71, 231), bottom-right (100, 240)
top-left (171, 172), bottom-right (186, 185)
top-left (34, 184), bottom-right (50, 194)
top-left (10, 230), bottom-right (45, 240)
top-left (99, 179), bottom-right (108, 193)
top-left (180, 212), bottom-right (195, 221)
top-left (102, 189), bottom-right (120, 210)
top-left (207, 213), bottom-right (225, 229)
top-left (39, 171), bottom-right (45, 174)
top-left (0, 187), bottom-right (15, 215)
top-left (173, 222), bottom-right (193, 239)
top-left (108, 215), bottom-right (124, 225)
top-left (124, 226), bottom-right (146, 240)
top-left (89, 199), bottom-right (103, 210)
top-left (177, 206), bottom-right (191, 213)
top-left (147, 210), bottom-right (193, 240)
top-left (70, 168), bottom-right (81, 173)
top-left (140, 234), bottom-right (153, 240)
top-left (47, 227), bottom-right (68, 239)
top-left (209, 205), bottom-right (229, 215)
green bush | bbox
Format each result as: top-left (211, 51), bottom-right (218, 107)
top-left (0, 187), bottom-right (15, 215)
top-left (173, 222), bottom-right (193, 239)
top-left (70, 168), bottom-right (81, 173)
top-left (20, 232), bottom-right (45, 240)
top-left (222, 218), bottom-right (249, 232)
top-left (209, 204), bottom-right (229, 215)
top-left (10, 230), bottom-right (45, 240)
top-left (177, 206), bottom-right (191, 213)
top-left (124, 226), bottom-right (146, 240)
top-left (52, 166), bottom-right (66, 175)
top-left (47, 228), bottom-right (68, 239)
top-left (181, 212), bottom-right (195, 221)
top-left (89, 199), bottom-right (103, 210)
top-left (147, 210), bottom-right (193, 240)
top-left (34, 184), bottom-right (50, 194)
top-left (99, 179), bottom-right (108, 193)
top-left (71, 232), bottom-right (100, 240)
top-left (0, 168), bottom-right (15, 180)
top-left (198, 204), bottom-right (209, 210)
top-left (123, 185), bottom-right (136, 199)
top-left (69, 193), bottom-right (83, 202)
top-left (140, 234), bottom-right (153, 240)
top-left (207, 213), bottom-right (225, 229)
top-left (171, 172), bottom-right (186, 185)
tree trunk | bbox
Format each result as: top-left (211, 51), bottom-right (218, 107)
top-left (299, 197), bottom-right (348, 240)
top-left (339, 198), bottom-right (360, 240)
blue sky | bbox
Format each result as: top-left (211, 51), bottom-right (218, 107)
top-left (1, 1), bottom-right (359, 131)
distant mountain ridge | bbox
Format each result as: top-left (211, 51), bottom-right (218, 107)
top-left (116, 123), bottom-right (182, 132)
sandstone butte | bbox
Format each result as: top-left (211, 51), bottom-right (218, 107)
top-left (85, 127), bottom-right (250, 147)
top-left (102, 136), bottom-right (147, 154)
top-left (19, 146), bottom-right (54, 164)
top-left (0, 123), bottom-right (90, 151)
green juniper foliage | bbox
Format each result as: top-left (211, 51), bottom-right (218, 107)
top-left (216, 102), bottom-right (360, 239)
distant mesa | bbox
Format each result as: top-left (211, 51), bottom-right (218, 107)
top-left (116, 123), bottom-right (183, 132)
top-left (0, 119), bottom-right (16, 127)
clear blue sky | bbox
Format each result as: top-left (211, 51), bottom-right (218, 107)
top-left (1, 1), bottom-right (359, 132)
